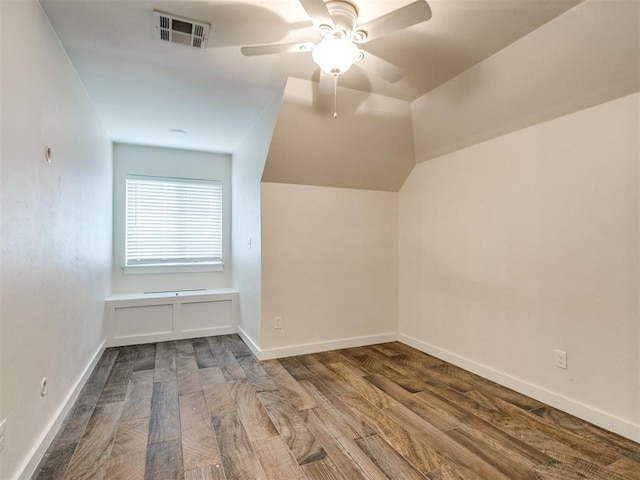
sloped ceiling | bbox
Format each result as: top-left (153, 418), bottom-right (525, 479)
top-left (412, 0), bottom-right (640, 162)
top-left (262, 0), bottom-right (639, 191)
top-left (262, 77), bottom-right (414, 191)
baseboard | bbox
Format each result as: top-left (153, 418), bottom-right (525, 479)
top-left (18, 341), bottom-right (106, 480)
top-left (256, 332), bottom-right (399, 360)
top-left (398, 333), bottom-right (640, 443)
top-left (236, 325), bottom-right (262, 359)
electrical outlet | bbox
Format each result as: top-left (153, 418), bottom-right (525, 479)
top-left (274, 316), bottom-right (282, 330)
top-left (0, 418), bottom-right (7, 452)
top-left (555, 350), bottom-right (567, 370)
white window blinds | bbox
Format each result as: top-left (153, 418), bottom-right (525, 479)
top-left (125, 175), bottom-right (222, 266)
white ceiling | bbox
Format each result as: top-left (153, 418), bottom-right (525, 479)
top-left (40, 0), bottom-right (581, 154)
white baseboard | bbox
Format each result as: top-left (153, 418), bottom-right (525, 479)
top-left (255, 333), bottom-right (399, 360)
top-left (398, 333), bottom-right (640, 443)
top-left (18, 341), bottom-right (106, 480)
top-left (236, 325), bottom-right (262, 359)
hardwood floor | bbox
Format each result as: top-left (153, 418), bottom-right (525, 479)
top-left (33, 335), bottom-right (640, 480)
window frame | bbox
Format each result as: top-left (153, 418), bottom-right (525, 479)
top-left (123, 174), bottom-right (224, 275)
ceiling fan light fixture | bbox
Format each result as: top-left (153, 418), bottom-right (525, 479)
top-left (311, 36), bottom-right (361, 75)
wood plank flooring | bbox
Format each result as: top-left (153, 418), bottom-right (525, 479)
top-left (33, 335), bottom-right (640, 480)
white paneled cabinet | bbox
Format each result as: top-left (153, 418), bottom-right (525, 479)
top-left (105, 289), bottom-right (238, 346)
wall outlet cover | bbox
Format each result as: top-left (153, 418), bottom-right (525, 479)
top-left (555, 350), bottom-right (568, 370)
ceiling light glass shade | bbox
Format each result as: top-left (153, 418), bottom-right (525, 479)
top-left (312, 36), bottom-right (361, 76)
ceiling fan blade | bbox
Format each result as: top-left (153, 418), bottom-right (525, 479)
top-left (357, 50), bottom-right (405, 83)
top-left (241, 42), bottom-right (314, 56)
top-left (355, 0), bottom-right (432, 43)
top-left (318, 70), bottom-right (335, 96)
top-left (299, 0), bottom-right (335, 31)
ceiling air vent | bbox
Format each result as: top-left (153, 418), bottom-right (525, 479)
top-left (154, 10), bottom-right (210, 49)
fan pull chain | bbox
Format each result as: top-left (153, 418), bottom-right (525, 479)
top-left (333, 74), bottom-right (338, 119)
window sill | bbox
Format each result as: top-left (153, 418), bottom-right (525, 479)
top-left (123, 263), bottom-right (224, 275)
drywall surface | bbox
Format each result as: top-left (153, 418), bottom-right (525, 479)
top-left (0, 2), bottom-right (112, 478)
top-left (232, 90), bottom-right (283, 349)
top-left (261, 182), bottom-right (398, 354)
top-left (412, 0), bottom-right (640, 162)
top-left (0, 1), bottom-right (4, 475)
top-left (399, 93), bottom-right (640, 438)
top-left (263, 77), bottom-right (414, 192)
top-left (112, 143), bottom-right (232, 293)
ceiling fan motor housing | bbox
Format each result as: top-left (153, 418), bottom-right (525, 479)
top-left (325, 1), bottom-right (359, 36)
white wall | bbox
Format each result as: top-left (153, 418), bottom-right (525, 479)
top-left (232, 90), bottom-right (283, 351)
top-left (399, 93), bottom-right (640, 439)
top-left (261, 183), bottom-right (398, 357)
top-left (0, 2), bottom-right (113, 478)
top-left (0, 1), bottom-right (4, 475)
top-left (112, 143), bottom-right (231, 294)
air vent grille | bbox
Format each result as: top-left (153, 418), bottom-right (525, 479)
top-left (154, 10), bottom-right (210, 49)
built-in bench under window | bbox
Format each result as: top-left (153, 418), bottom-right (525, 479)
top-left (104, 288), bottom-right (238, 347)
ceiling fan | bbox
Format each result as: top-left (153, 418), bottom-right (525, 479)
top-left (241, 0), bottom-right (432, 104)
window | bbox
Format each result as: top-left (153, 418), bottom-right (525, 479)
top-left (125, 175), bottom-right (222, 270)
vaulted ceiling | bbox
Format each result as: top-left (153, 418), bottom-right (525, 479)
top-left (40, 0), bottom-right (582, 154)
